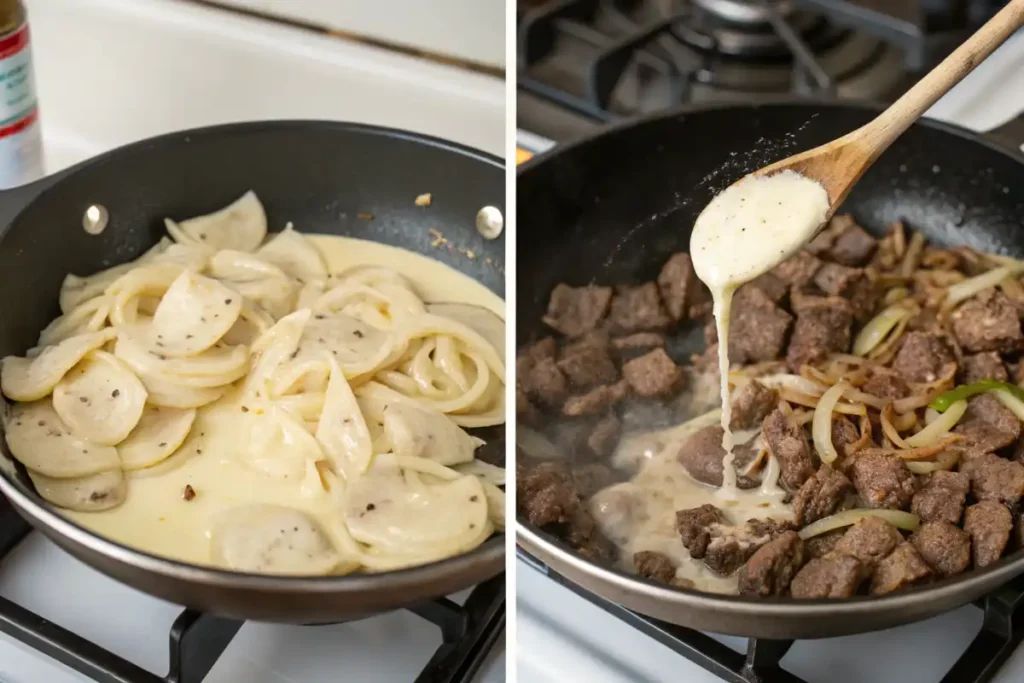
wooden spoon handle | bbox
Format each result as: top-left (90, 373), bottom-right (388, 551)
top-left (860, 0), bottom-right (1024, 155)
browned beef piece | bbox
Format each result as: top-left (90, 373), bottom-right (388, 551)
top-left (677, 504), bottom-right (725, 559)
top-left (563, 380), bottom-right (629, 416)
top-left (964, 500), bottom-right (1013, 568)
top-left (729, 286), bottom-right (794, 364)
top-left (861, 371), bottom-right (910, 400)
top-left (730, 381), bottom-right (779, 430)
top-left (870, 542), bottom-right (932, 595)
top-left (519, 357), bottom-right (568, 409)
top-left (587, 413), bottom-right (622, 457)
top-left (762, 407), bottom-right (816, 491)
top-left (962, 452), bottom-right (1024, 506)
top-left (704, 521), bottom-right (781, 575)
top-left (518, 462), bottom-right (577, 527)
top-left (519, 337), bottom-right (557, 365)
top-left (833, 516), bottom-right (903, 568)
top-left (612, 332), bottom-right (665, 353)
top-left (771, 251), bottom-right (823, 287)
top-left (622, 348), bottom-right (684, 398)
top-left (830, 221), bottom-right (878, 267)
top-left (793, 464), bottom-right (853, 526)
top-left (786, 296), bottom-right (853, 371)
top-left (805, 529), bottom-right (845, 559)
top-left (891, 331), bottom-right (956, 383)
top-left (955, 393), bottom-right (1022, 456)
top-left (573, 463), bottom-right (616, 499)
top-left (657, 253), bottom-right (709, 321)
top-left (565, 506), bottom-right (616, 562)
top-left (790, 555), bottom-right (867, 598)
top-left (608, 283), bottom-right (672, 334)
top-left (634, 550), bottom-right (676, 585)
top-left (742, 272), bottom-right (789, 305)
top-left (813, 263), bottom-right (879, 323)
top-left (951, 289), bottom-right (1023, 354)
top-left (961, 351), bottom-right (1009, 384)
top-left (557, 337), bottom-right (618, 389)
top-left (543, 284), bottom-right (612, 337)
top-left (911, 470), bottom-right (969, 524)
top-left (737, 531), bottom-right (806, 597)
top-left (908, 307), bottom-right (941, 333)
top-left (677, 426), bottom-right (758, 489)
top-left (832, 415), bottom-right (861, 458)
top-left (850, 452), bottom-right (916, 510)
top-left (912, 521), bottom-right (971, 577)
top-left (516, 386), bottom-right (541, 426)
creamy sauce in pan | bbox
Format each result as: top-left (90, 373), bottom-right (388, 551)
top-left (61, 235), bottom-right (504, 568)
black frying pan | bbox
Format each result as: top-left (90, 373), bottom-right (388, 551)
top-left (0, 120), bottom-right (505, 623)
top-left (516, 99), bottom-right (1024, 638)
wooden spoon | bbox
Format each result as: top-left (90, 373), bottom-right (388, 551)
top-left (755, 0), bottom-right (1024, 218)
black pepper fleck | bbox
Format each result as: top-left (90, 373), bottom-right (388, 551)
top-left (366, 503), bottom-right (376, 511)
top-left (112, 389), bottom-right (120, 398)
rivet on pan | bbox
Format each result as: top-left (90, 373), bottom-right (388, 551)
top-left (83, 205), bottom-right (109, 236)
top-left (476, 206), bottom-right (503, 239)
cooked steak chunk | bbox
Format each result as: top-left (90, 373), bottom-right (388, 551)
top-left (955, 393), bottom-right (1021, 458)
top-left (677, 504), bottom-right (725, 559)
top-left (516, 386), bottom-right (541, 426)
top-left (608, 283), bottom-right (672, 333)
top-left (729, 286), bottom-right (793, 364)
top-left (813, 263), bottom-right (879, 323)
top-left (831, 415), bottom-right (861, 458)
top-left (763, 407), bottom-right (816, 491)
top-left (557, 336), bottom-right (619, 388)
top-left (677, 426), bottom-right (757, 489)
top-left (805, 529), bottom-right (845, 559)
top-left (912, 521), bottom-right (971, 577)
top-left (790, 555), bottom-right (867, 598)
top-left (612, 332), bottom-right (665, 353)
top-left (562, 380), bottom-right (630, 416)
top-left (962, 452), bottom-right (1024, 506)
top-left (861, 371), bottom-right (910, 400)
top-left (730, 380), bottom-right (779, 430)
top-left (786, 296), bottom-right (853, 371)
top-left (850, 453), bottom-right (916, 510)
top-left (951, 289), bottom-right (1023, 354)
top-left (622, 348), bottom-right (684, 398)
top-left (891, 331), bottom-right (956, 383)
top-left (833, 516), bottom-right (903, 568)
top-left (741, 272), bottom-right (789, 305)
top-left (870, 542), bottom-right (932, 595)
top-left (964, 500), bottom-right (1013, 569)
top-left (829, 220), bottom-right (878, 267)
top-left (793, 464), bottom-right (853, 526)
top-left (771, 250), bottom-right (823, 287)
top-left (961, 351), bottom-right (1009, 384)
top-left (657, 253), bottom-right (708, 321)
top-left (737, 531), bottom-right (806, 597)
top-left (519, 357), bottom-right (567, 409)
top-left (911, 470), bottom-right (969, 525)
top-left (517, 462), bottom-right (614, 561)
top-left (587, 413), bottom-right (622, 457)
top-left (634, 550), bottom-right (677, 585)
top-left (543, 284), bottom-right (612, 337)
top-left (704, 521), bottom-right (781, 575)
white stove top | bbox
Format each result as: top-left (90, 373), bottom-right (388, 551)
top-left (0, 1), bottom-right (505, 681)
top-left (515, 28), bottom-right (1024, 683)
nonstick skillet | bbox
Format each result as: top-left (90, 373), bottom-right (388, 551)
top-left (516, 99), bottom-right (1024, 639)
top-left (0, 120), bottom-right (505, 623)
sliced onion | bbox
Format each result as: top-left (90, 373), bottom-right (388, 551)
top-left (883, 287), bottom-right (909, 306)
top-left (854, 304), bottom-right (912, 356)
top-left (843, 387), bottom-right (888, 410)
top-left (756, 373), bottom-right (825, 396)
top-left (867, 316), bottom-right (911, 364)
top-left (992, 388), bottom-right (1024, 421)
top-left (812, 380), bottom-right (849, 465)
top-left (855, 437), bottom-right (961, 461)
top-left (780, 388), bottom-right (865, 415)
top-left (516, 426), bottom-right (562, 460)
top-left (906, 450), bottom-right (960, 474)
top-left (905, 399), bottom-right (967, 448)
top-left (946, 265), bottom-right (1024, 307)
top-left (798, 509), bottom-right (920, 540)
top-left (899, 231), bottom-right (926, 278)
top-left (880, 403), bottom-right (911, 450)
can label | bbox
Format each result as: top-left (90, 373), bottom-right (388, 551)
top-left (0, 22), bottom-right (42, 188)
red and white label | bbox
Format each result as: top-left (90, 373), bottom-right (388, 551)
top-left (0, 23), bottom-right (42, 187)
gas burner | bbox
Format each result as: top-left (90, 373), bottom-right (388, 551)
top-left (692, 0), bottom-right (795, 24)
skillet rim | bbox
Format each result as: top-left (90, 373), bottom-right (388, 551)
top-left (0, 118), bottom-right (505, 594)
top-left (515, 98), bottom-right (1024, 615)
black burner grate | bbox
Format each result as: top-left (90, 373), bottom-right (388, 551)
top-left (520, 548), bottom-right (1024, 683)
top-left (0, 495), bottom-right (504, 683)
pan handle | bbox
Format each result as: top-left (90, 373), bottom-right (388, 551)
top-left (0, 166), bottom-right (72, 232)
top-left (983, 112), bottom-right (1024, 154)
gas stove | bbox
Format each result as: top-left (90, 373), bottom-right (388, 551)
top-left (517, 0), bottom-right (1012, 142)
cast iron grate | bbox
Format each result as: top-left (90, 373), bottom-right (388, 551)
top-left (520, 548), bottom-right (1024, 683)
top-left (0, 495), bottom-right (505, 683)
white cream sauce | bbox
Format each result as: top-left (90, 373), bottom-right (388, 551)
top-left (61, 235), bottom-right (504, 568)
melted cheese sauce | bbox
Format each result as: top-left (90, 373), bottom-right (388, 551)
top-left (62, 235), bottom-right (504, 567)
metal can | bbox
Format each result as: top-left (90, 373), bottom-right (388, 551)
top-left (0, 0), bottom-right (42, 188)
